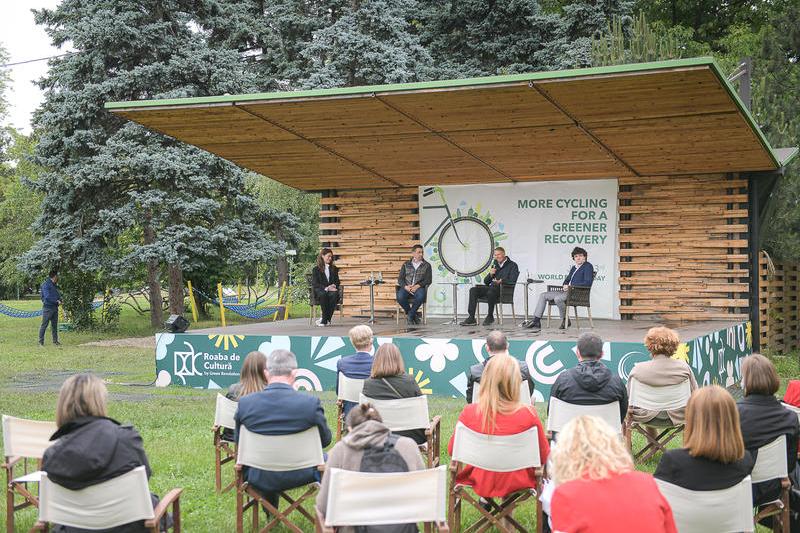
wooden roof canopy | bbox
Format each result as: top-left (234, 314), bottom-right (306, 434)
top-left (106, 57), bottom-right (796, 192)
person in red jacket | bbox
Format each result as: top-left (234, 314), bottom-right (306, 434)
top-left (549, 415), bottom-right (677, 533)
top-left (448, 354), bottom-right (550, 499)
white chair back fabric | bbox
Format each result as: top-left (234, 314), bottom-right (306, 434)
top-left (471, 382), bottom-right (532, 405)
top-left (359, 394), bottom-right (431, 431)
top-left (338, 374), bottom-right (366, 403)
top-left (655, 476), bottom-right (753, 533)
top-left (237, 426), bottom-right (324, 472)
top-left (451, 421), bottom-right (541, 473)
top-left (628, 378), bottom-right (692, 412)
top-left (546, 397), bottom-right (621, 434)
top-left (214, 394), bottom-right (238, 430)
top-left (2, 415), bottom-right (57, 459)
top-left (324, 466), bottom-right (447, 527)
top-left (39, 466), bottom-right (155, 530)
top-left (751, 435), bottom-right (788, 484)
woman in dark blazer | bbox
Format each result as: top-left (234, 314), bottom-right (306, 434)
top-left (361, 343), bottom-right (427, 444)
top-left (311, 247), bottom-right (340, 326)
top-left (654, 385), bottom-right (754, 491)
top-left (737, 354), bottom-right (800, 506)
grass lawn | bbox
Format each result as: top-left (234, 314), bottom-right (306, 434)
top-left (1, 299), bottom-right (797, 532)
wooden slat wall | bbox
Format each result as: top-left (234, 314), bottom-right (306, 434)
top-left (759, 252), bottom-right (800, 352)
top-left (618, 174), bottom-right (750, 321)
top-left (320, 188), bottom-right (420, 317)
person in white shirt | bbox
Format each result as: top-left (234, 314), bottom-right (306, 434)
top-left (527, 247), bottom-right (594, 331)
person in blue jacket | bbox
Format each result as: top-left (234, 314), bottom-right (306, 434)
top-left (39, 269), bottom-right (62, 346)
top-left (527, 247), bottom-right (594, 332)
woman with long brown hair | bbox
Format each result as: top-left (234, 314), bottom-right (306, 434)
top-left (447, 354), bottom-right (549, 498)
top-left (223, 351), bottom-right (267, 440)
top-left (311, 247), bottom-right (340, 326)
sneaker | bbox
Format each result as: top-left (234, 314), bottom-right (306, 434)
top-left (482, 316), bottom-right (494, 326)
top-left (315, 318), bottom-right (326, 327)
top-left (407, 316), bottom-right (416, 326)
top-left (38, 341), bottom-right (44, 347)
top-left (460, 316), bottom-right (477, 326)
top-left (526, 317), bottom-right (542, 331)
top-left (413, 315), bottom-right (421, 325)
top-left (53, 341), bottom-right (62, 346)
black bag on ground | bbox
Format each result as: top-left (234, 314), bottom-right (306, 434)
top-left (355, 434), bottom-right (418, 533)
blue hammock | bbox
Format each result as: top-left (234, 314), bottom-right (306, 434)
top-left (0, 301), bottom-right (104, 319)
top-left (193, 288), bottom-right (283, 320)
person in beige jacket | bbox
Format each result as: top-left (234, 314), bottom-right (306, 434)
top-left (627, 326), bottom-right (698, 425)
top-left (316, 403), bottom-right (425, 532)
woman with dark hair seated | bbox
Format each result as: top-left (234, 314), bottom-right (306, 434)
top-left (311, 247), bottom-right (340, 326)
top-left (362, 343), bottom-right (426, 445)
top-left (654, 385), bottom-right (754, 490)
top-left (42, 373), bottom-right (169, 532)
top-left (737, 354), bottom-right (800, 508)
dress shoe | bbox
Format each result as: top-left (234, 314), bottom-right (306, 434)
top-left (460, 316), bottom-right (477, 326)
top-left (527, 317), bottom-right (542, 332)
top-left (482, 316), bottom-right (495, 326)
top-left (559, 317), bottom-right (571, 330)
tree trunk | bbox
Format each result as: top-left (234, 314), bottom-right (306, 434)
top-left (143, 214), bottom-right (163, 328)
top-left (168, 263), bottom-right (185, 315)
top-left (275, 226), bottom-right (289, 287)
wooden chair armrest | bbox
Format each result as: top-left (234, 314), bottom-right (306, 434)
top-left (426, 415), bottom-right (441, 436)
top-left (2, 455), bottom-right (23, 470)
top-left (30, 521), bottom-right (48, 531)
top-left (145, 488), bottom-right (182, 530)
top-left (436, 521), bottom-right (450, 532)
top-left (315, 507), bottom-right (334, 533)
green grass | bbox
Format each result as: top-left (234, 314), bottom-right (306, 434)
top-left (0, 300), bottom-right (795, 531)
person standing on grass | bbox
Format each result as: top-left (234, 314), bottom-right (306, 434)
top-left (39, 269), bottom-right (62, 346)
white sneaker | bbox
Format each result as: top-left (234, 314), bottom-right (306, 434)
top-left (315, 318), bottom-right (324, 326)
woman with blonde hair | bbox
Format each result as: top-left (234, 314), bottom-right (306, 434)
top-left (362, 343), bottom-right (426, 444)
top-left (549, 415), bottom-right (676, 532)
top-left (655, 386), bottom-right (753, 490)
top-left (42, 373), bottom-right (167, 532)
top-left (447, 354), bottom-right (549, 499)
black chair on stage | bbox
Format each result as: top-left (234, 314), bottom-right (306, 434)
top-left (395, 285), bottom-right (427, 325)
top-left (476, 284), bottom-right (517, 325)
top-left (546, 271), bottom-right (596, 329)
top-left (307, 273), bottom-right (344, 325)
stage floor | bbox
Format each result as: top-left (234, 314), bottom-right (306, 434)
top-left (192, 316), bottom-right (743, 343)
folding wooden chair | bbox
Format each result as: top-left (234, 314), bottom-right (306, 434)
top-left (235, 426), bottom-right (325, 533)
top-left (213, 393), bottom-right (238, 493)
top-left (655, 475), bottom-right (753, 533)
top-left (32, 465), bottom-right (182, 532)
top-left (2, 414), bottom-right (57, 533)
top-left (360, 394), bottom-right (442, 467)
top-left (449, 422), bottom-right (543, 533)
top-left (471, 381), bottom-right (532, 405)
top-left (751, 435), bottom-right (791, 532)
top-left (316, 466), bottom-right (449, 533)
top-left (624, 378), bottom-right (691, 463)
top-left (546, 397), bottom-right (621, 441)
top-left (336, 374), bottom-right (366, 440)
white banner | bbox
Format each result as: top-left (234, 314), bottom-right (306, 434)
top-left (419, 180), bottom-right (619, 319)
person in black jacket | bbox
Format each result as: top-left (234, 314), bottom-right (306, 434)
top-left (460, 247), bottom-right (519, 326)
top-left (396, 244), bottom-right (433, 325)
top-left (654, 385), bottom-right (754, 491)
top-left (466, 330), bottom-right (535, 404)
top-left (42, 373), bottom-right (166, 533)
top-left (737, 354), bottom-right (800, 509)
top-left (311, 247), bottom-right (340, 326)
top-left (362, 343), bottom-right (427, 444)
top-left (549, 332), bottom-right (628, 423)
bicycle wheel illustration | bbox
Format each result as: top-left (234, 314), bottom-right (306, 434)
top-left (438, 216), bottom-right (495, 277)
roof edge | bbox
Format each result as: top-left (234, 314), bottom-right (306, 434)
top-left (104, 57), bottom-right (716, 111)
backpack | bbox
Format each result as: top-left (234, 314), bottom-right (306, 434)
top-left (355, 434), bottom-right (418, 533)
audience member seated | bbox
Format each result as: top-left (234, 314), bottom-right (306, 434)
top-left (222, 350), bottom-right (267, 441)
top-left (337, 325), bottom-right (375, 418)
top-left (783, 380), bottom-right (800, 409)
top-left (466, 330), bottom-right (534, 404)
top-left (42, 373), bottom-right (169, 533)
top-left (549, 415), bottom-right (677, 533)
top-left (737, 354), bottom-right (800, 508)
top-left (362, 343), bottom-right (426, 445)
top-left (549, 332), bottom-right (627, 424)
top-left (627, 327), bottom-right (698, 433)
top-left (235, 349), bottom-right (332, 511)
top-left (654, 385), bottom-right (754, 491)
top-left (316, 403), bottom-right (425, 533)
top-left (448, 354), bottom-right (550, 501)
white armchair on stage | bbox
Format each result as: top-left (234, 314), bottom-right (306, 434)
top-left (316, 466), bottom-right (449, 533)
top-left (655, 476), bottom-right (753, 533)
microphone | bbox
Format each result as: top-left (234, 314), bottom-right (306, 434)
top-left (492, 260), bottom-right (500, 278)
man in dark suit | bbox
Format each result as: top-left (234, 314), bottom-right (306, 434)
top-left (527, 246), bottom-right (594, 332)
top-left (235, 349), bottom-right (332, 510)
top-left (460, 247), bottom-right (519, 326)
top-left (466, 330), bottom-right (535, 403)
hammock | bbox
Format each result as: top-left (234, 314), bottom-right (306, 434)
top-left (193, 288), bottom-right (284, 320)
top-left (0, 301), bottom-right (104, 319)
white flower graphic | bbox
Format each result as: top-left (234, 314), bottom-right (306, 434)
top-left (415, 339), bottom-right (459, 373)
